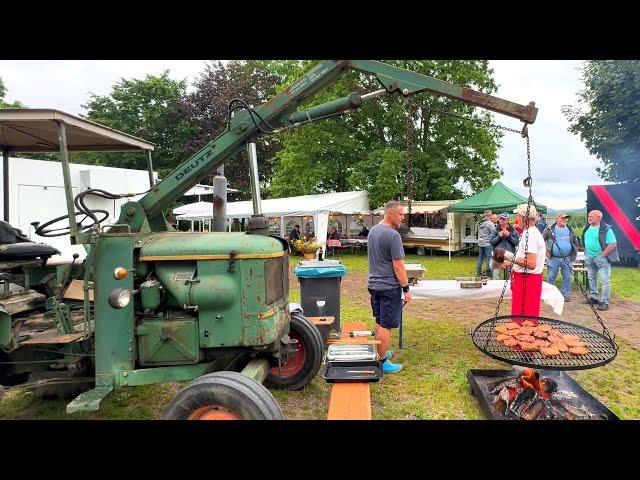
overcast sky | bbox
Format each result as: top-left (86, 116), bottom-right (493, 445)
top-left (0, 60), bottom-right (604, 210)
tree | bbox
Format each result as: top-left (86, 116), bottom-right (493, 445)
top-left (263, 60), bottom-right (504, 208)
top-left (563, 60), bottom-right (640, 183)
top-left (171, 60), bottom-right (282, 197)
top-left (0, 76), bottom-right (27, 108)
top-left (79, 72), bottom-right (189, 176)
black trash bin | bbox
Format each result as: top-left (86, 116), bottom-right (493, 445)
top-left (294, 260), bottom-right (347, 343)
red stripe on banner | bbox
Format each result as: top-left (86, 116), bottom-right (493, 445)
top-left (591, 185), bottom-right (640, 250)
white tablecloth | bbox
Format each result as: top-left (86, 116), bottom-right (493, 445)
top-left (409, 280), bottom-right (564, 315)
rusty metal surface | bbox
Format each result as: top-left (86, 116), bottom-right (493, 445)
top-left (21, 330), bottom-right (85, 345)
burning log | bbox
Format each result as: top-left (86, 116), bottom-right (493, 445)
top-left (490, 368), bottom-right (598, 420)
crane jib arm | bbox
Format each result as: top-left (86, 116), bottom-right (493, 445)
top-left (136, 60), bottom-right (538, 225)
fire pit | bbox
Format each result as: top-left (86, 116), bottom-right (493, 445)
top-left (467, 368), bottom-right (619, 420)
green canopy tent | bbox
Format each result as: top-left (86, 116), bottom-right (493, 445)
top-left (449, 181), bottom-right (547, 214)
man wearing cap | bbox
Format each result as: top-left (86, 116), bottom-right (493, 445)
top-left (543, 212), bottom-right (580, 302)
top-left (493, 204), bottom-right (546, 321)
top-left (475, 210), bottom-right (496, 277)
top-left (582, 210), bottom-right (618, 311)
top-left (489, 212), bottom-right (520, 280)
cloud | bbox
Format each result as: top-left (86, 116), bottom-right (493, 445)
top-left (490, 60), bottom-right (602, 210)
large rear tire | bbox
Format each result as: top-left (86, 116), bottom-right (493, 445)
top-left (164, 371), bottom-right (283, 420)
top-left (263, 311), bottom-right (323, 391)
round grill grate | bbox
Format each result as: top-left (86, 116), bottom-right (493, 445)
top-left (472, 315), bottom-right (618, 371)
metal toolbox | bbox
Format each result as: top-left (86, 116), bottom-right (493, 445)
top-left (323, 360), bottom-right (382, 383)
top-left (325, 344), bottom-right (379, 362)
top-left (323, 344), bottom-right (382, 383)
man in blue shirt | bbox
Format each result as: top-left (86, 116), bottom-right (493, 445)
top-left (543, 212), bottom-right (580, 302)
top-left (367, 200), bottom-right (412, 374)
top-left (582, 210), bottom-right (619, 311)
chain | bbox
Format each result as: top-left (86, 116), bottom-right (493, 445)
top-left (426, 104), bottom-right (526, 136)
top-left (406, 101), bottom-right (616, 347)
top-left (519, 134), bottom-right (534, 319)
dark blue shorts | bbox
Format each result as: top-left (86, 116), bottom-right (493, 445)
top-left (368, 287), bottom-right (402, 329)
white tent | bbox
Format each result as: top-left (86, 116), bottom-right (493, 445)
top-left (174, 190), bottom-right (370, 249)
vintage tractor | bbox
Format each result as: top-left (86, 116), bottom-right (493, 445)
top-left (0, 61), bottom-right (537, 419)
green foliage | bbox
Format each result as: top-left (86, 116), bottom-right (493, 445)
top-left (263, 60), bottom-right (503, 208)
top-left (172, 60), bottom-right (282, 196)
top-left (0, 75), bottom-right (27, 108)
top-left (563, 61), bottom-right (640, 183)
top-left (78, 71), bottom-right (189, 177)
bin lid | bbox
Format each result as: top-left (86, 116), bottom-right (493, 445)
top-left (294, 259), bottom-right (347, 278)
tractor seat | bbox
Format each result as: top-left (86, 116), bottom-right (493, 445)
top-left (0, 243), bottom-right (61, 261)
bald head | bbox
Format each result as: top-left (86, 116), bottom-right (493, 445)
top-left (588, 210), bottom-right (603, 226)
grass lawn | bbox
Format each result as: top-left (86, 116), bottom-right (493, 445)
top-left (2, 252), bottom-right (639, 420)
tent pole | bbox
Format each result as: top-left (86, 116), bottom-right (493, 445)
top-left (146, 150), bottom-right (155, 188)
top-left (2, 150), bottom-right (9, 222)
top-left (56, 121), bottom-right (78, 243)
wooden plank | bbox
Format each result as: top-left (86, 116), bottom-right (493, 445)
top-left (63, 279), bottom-right (94, 301)
top-left (307, 315), bottom-right (335, 326)
top-left (327, 383), bottom-right (372, 420)
top-left (326, 338), bottom-right (380, 345)
top-left (327, 321), bottom-right (374, 420)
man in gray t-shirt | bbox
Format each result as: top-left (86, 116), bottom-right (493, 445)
top-left (367, 200), bottom-right (412, 374)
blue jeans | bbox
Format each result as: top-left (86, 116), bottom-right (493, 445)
top-left (476, 245), bottom-right (493, 275)
top-left (547, 256), bottom-right (572, 298)
top-left (585, 256), bottom-right (612, 304)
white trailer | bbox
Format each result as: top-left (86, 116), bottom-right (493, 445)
top-left (0, 157), bottom-right (155, 259)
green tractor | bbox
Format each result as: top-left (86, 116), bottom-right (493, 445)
top-left (0, 61), bottom-right (537, 419)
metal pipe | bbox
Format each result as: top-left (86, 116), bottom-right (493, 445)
top-left (212, 165), bottom-right (227, 232)
top-left (287, 92), bottom-right (362, 125)
top-left (56, 121), bottom-right (78, 242)
top-left (2, 150), bottom-right (8, 222)
top-left (146, 150), bottom-right (155, 188)
top-left (247, 143), bottom-right (262, 215)
top-left (361, 89), bottom-right (388, 101)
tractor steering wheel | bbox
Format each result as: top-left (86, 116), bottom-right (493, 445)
top-left (32, 210), bottom-right (110, 237)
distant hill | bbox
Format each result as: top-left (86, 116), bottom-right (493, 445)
top-left (546, 207), bottom-right (587, 215)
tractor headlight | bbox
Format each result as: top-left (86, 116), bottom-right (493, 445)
top-left (108, 288), bottom-right (132, 309)
top-left (114, 267), bottom-right (129, 280)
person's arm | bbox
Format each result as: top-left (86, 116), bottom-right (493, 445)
top-left (508, 229), bottom-right (519, 247)
top-left (601, 229), bottom-right (617, 258)
top-left (489, 229), bottom-right (500, 246)
top-left (391, 234), bottom-right (411, 302)
top-left (601, 243), bottom-right (617, 258)
top-left (392, 259), bottom-right (409, 288)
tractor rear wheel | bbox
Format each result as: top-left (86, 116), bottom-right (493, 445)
top-left (263, 311), bottom-right (323, 391)
top-left (164, 371), bottom-right (283, 420)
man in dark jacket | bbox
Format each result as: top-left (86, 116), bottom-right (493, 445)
top-left (489, 212), bottom-right (519, 279)
top-left (543, 212), bottom-right (580, 302)
top-left (582, 210), bottom-right (619, 311)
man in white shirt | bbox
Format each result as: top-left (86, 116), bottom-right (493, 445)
top-left (493, 203), bottom-right (546, 323)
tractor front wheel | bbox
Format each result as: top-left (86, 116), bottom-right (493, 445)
top-left (263, 311), bottom-right (323, 391)
top-left (164, 371), bottom-right (283, 420)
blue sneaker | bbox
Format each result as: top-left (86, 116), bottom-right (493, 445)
top-left (382, 360), bottom-right (403, 374)
top-left (385, 351), bottom-right (393, 360)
